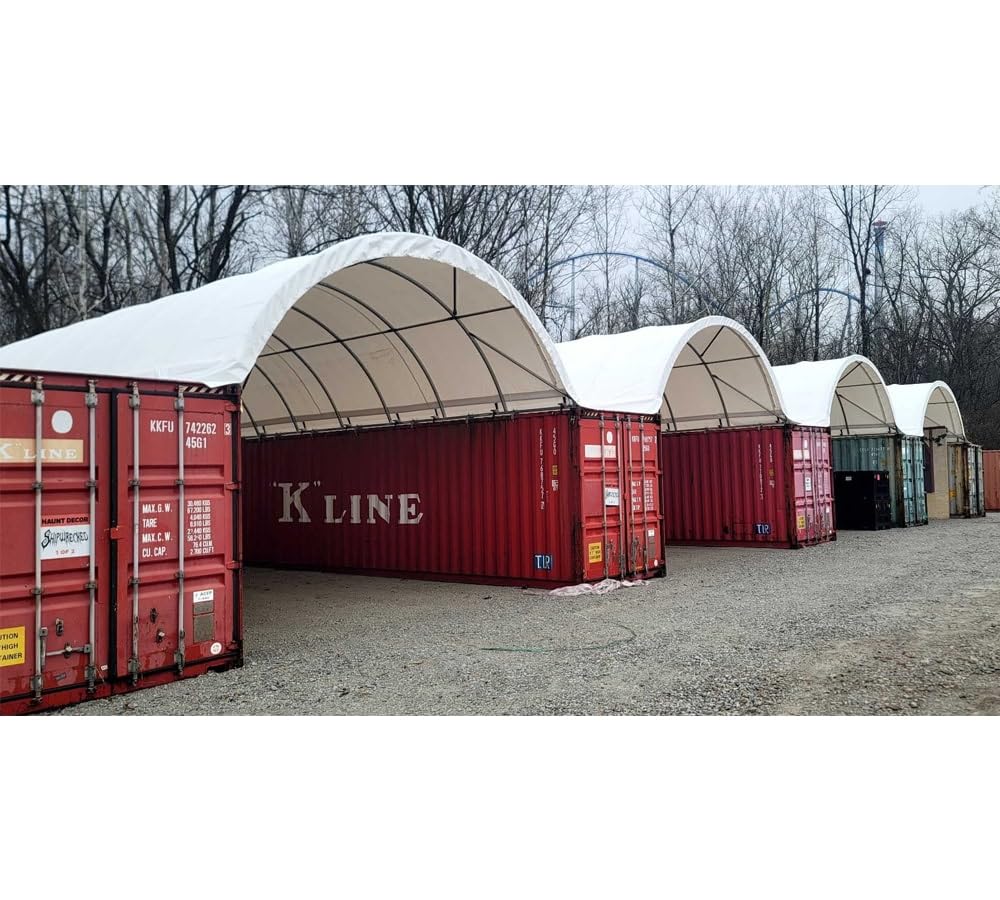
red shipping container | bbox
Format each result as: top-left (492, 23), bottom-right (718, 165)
top-left (984, 450), bottom-right (1000, 512)
top-left (659, 425), bottom-right (835, 548)
top-left (1, 371), bottom-right (242, 715)
top-left (242, 410), bottom-right (663, 586)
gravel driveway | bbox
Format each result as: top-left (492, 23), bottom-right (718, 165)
top-left (56, 514), bottom-right (1000, 715)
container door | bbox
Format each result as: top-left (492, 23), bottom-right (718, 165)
top-left (578, 418), bottom-right (625, 580)
top-left (913, 439), bottom-right (928, 523)
top-left (985, 451), bottom-right (1000, 512)
top-left (898, 438), bottom-right (916, 526)
top-left (623, 419), bottom-right (662, 577)
top-left (115, 388), bottom-right (239, 682)
top-left (967, 446), bottom-right (981, 517)
top-left (976, 448), bottom-right (984, 515)
top-left (964, 446), bottom-right (972, 516)
top-left (895, 438), bottom-right (908, 526)
top-left (886, 438), bottom-right (898, 523)
top-left (0, 381), bottom-right (110, 709)
top-left (948, 444), bottom-right (961, 516)
top-left (790, 428), bottom-right (834, 545)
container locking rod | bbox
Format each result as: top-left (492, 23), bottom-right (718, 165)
top-left (32, 378), bottom-right (45, 701)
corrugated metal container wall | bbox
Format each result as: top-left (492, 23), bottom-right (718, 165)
top-left (948, 442), bottom-right (965, 516)
top-left (984, 450), bottom-right (1000, 511)
top-left (832, 435), bottom-right (927, 527)
top-left (927, 439), bottom-right (951, 519)
top-left (658, 425), bottom-right (835, 548)
top-left (242, 410), bottom-right (663, 587)
top-left (1, 372), bottom-right (242, 716)
top-left (968, 444), bottom-right (986, 517)
top-left (901, 437), bottom-right (929, 525)
top-left (832, 436), bottom-right (896, 523)
top-left (944, 441), bottom-right (986, 518)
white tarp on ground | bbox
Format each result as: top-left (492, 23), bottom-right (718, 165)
top-left (887, 382), bottom-right (965, 438)
top-left (0, 233), bottom-right (578, 437)
top-left (772, 356), bottom-right (897, 435)
top-left (555, 318), bottom-right (786, 430)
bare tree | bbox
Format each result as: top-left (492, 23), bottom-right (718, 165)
top-left (369, 185), bottom-right (533, 271)
top-left (259, 186), bottom-right (373, 258)
top-left (508, 185), bottom-right (592, 326)
top-left (827, 185), bottom-right (911, 356)
top-left (0, 186), bottom-right (72, 339)
top-left (130, 185), bottom-right (259, 295)
top-left (642, 185), bottom-right (702, 321)
top-left (587, 185), bottom-right (631, 333)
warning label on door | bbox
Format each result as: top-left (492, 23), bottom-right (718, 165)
top-left (604, 487), bottom-right (620, 507)
top-left (588, 542), bottom-right (603, 563)
top-left (0, 626), bottom-right (25, 667)
top-left (39, 515), bottom-right (91, 559)
top-left (796, 514), bottom-right (806, 531)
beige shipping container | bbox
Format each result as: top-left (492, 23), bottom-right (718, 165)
top-left (927, 434), bottom-right (986, 519)
top-left (927, 436), bottom-right (952, 520)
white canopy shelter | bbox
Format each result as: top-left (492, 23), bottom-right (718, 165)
top-left (772, 356), bottom-right (896, 436)
top-left (887, 382), bottom-right (965, 438)
top-left (0, 233), bottom-right (577, 437)
top-left (556, 318), bottom-right (786, 430)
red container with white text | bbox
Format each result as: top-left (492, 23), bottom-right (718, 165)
top-left (658, 425), bottom-right (835, 548)
top-left (242, 409), bottom-right (664, 587)
top-left (0, 369), bottom-right (242, 715)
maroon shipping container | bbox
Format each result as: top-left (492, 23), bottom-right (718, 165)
top-left (659, 425), bottom-right (835, 548)
top-left (985, 450), bottom-right (1000, 512)
top-left (243, 410), bottom-right (664, 587)
top-left (1, 371), bottom-right (242, 716)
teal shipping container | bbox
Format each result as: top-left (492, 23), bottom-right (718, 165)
top-left (832, 435), bottom-right (928, 527)
top-left (899, 436), bottom-right (929, 525)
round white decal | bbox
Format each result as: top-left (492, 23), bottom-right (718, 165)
top-left (605, 430), bottom-right (614, 444)
top-left (51, 410), bottom-right (74, 434)
top-left (210, 641), bottom-right (222, 655)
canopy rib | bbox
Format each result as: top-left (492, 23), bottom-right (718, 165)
top-left (315, 279), bottom-right (447, 420)
top-left (289, 306), bottom-right (393, 424)
top-left (362, 260), bottom-right (510, 413)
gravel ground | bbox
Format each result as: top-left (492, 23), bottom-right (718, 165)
top-left (56, 514), bottom-right (1000, 715)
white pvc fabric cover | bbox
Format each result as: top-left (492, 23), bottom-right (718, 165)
top-left (556, 319), bottom-right (786, 430)
top-left (886, 382), bottom-right (965, 438)
top-left (0, 233), bottom-right (575, 437)
top-left (772, 356), bottom-right (896, 435)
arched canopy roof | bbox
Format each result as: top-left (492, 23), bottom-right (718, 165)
top-left (886, 382), bottom-right (965, 438)
top-left (556, 318), bottom-right (786, 430)
top-left (772, 356), bottom-right (896, 436)
top-left (0, 233), bottom-right (576, 436)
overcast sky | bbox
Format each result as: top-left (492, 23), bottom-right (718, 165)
top-left (618, 186), bottom-right (994, 252)
top-left (914, 185), bottom-right (992, 216)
